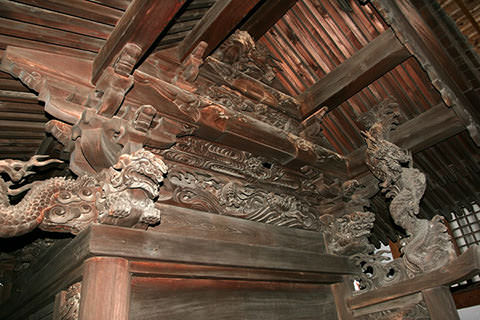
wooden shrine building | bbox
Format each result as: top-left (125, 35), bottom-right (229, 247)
top-left (0, 0), bottom-right (480, 319)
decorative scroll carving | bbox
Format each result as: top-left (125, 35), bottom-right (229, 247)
top-left (163, 164), bottom-right (319, 230)
top-left (356, 301), bottom-right (429, 320)
top-left (200, 84), bottom-right (301, 133)
top-left (57, 282), bottom-right (81, 320)
top-left (0, 149), bottom-right (167, 238)
top-left (362, 99), bottom-right (456, 277)
top-left (212, 30), bottom-right (278, 84)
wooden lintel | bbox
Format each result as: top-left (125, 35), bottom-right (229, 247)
top-left (372, 0), bottom-right (480, 146)
top-left (91, 0), bottom-right (186, 84)
top-left (240, 0), bottom-right (298, 41)
top-left (177, 0), bottom-right (262, 61)
top-left (298, 28), bottom-right (411, 119)
top-left (347, 104), bottom-right (465, 178)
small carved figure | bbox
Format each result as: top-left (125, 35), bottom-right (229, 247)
top-left (0, 149), bottom-right (167, 238)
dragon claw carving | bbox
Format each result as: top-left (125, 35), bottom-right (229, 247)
top-left (0, 149), bottom-right (167, 237)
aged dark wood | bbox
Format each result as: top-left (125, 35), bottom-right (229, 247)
top-left (0, 0), bottom-right (113, 39)
top-left (241, 0), bottom-right (299, 41)
top-left (78, 257), bottom-right (130, 320)
top-left (373, 0), bottom-right (480, 145)
top-left (178, 0), bottom-right (262, 60)
top-left (347, 103), bottom-right (465, 178)
top-left (349, 246), bottom-right (480, 311)
top-left (422, 286), bottom-right (460, 320)
top-left (88, 224), bottom-right (355, 274)
top-left (298, 29), bottom-right (411, 119)
top-left (154, 204), bottom-right (326, 253)
top-left (129, 277), bottom-right (338, 320)
top-left (92, 0), bottom-right (186, 84)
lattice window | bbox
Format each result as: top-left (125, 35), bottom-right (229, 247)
top-left (449, 202), bottom-right (480, 287)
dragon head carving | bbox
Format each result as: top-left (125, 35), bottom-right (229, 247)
top-left (321, 211), bottom-right (375, 256)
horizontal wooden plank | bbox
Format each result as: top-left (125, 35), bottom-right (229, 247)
top-left (14, 0), bottom-right (123, 26)
top-left (0, 90), bottom-right (38, 103)
top-left (0, 34), bottom-right (96, 60)
top-left (0, 138), bottom-right (43, 146)
top-left (88, 0), bottom-right (131, 11)
top-left (298, 28), bottom-right (411, 119)
top-left (0, 119), bottom-right (44, 131)
top-left (0, 111), bottom-right (46, 122)
top-left (0, 102), bottom-right (45, 114)
top-left (130, 277), bottom-right (337, 320)
top-left (129, 261), bottom-right (342, 283)
top-left (88, 224), bottom-right (354, 274)
top-left (0, 79), bottom-right (30, 92)
top-left (0, 0), bottom-right (113, 39)
top-left (0, 17), bottom-right (104, 52)
top-left (349, 246), bottom-right (480, 310)
top-left (153, 204), bottom-right (326, 253)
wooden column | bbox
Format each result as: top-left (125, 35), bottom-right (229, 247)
top-left (78, 257), bottom-right (131, 320)
top-left (422, 286), bottom-right (460, 320)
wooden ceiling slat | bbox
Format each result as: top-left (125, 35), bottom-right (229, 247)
top-left (0, 34), bottom-right (96, 60)
top-left (0, 102), bottom-right (45, 114)
top-left (14, 0), bottom-right (123, 26)
top-left (87, 0), bottom-right (131, 11)
top-left (0, 17), bottom-right (104, 53)
top-left (0, 0), bottom-right (114, 39)
top-left (0, 78), bottom-right (30, 92)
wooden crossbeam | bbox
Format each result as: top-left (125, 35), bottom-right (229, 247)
top-left (298, 28), bottom-right (411, 119)
top-left (347, 104), bottom-right (465, 178)
top-left (92, 0), bottom-right (186, 84)
top-left (240, 0), bottom-right (298, 41)
top-left (373, 0), bottom-right (480, 145)
top-left (177, 0), bottom-right (262, 61)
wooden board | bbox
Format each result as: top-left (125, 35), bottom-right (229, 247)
top-left (129, 277), bottom-right (338, 320)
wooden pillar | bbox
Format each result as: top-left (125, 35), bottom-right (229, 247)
top-left (422, 286), bottom-right (460, 320)
top-left (331, 277), bottom-right (354, 320)
top-left (78, 257), bottom-right (131, 320)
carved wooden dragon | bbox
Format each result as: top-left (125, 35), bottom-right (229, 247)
top-left (362, 99), bottom-right (456, 277)
top-left (0, 149), bottom-right (167, 238)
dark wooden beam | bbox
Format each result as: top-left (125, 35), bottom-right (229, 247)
top-left (298, 28), bottom-right (411, 119)
top-left (372, 0), bottom-right (480, 145)
top-left (92, 0), bottom-right (186, 84)
top-left (177, 0), bottom-right (262, 61)
top-left (347, 103), bottom-right (465, 178)
top-left (240, 0), bottom-right (298, 41)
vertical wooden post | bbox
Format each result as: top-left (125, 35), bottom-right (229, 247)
top-left (78, 257), bottom-right (130, 320)
top-left (331, 277), bottom-right (354, 320)
top-left (422, 286), bottom-right (460, 320)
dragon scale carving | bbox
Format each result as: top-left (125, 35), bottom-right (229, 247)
top-left (0, 149), bottom-right (167, 238)
top-left (362, 99), bottom-right (456, 277)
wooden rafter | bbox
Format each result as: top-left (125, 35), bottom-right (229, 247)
top-left (177, 0), bottom-right (262, 61)
top-left (373, 0), bottom-right (480, 146)
top-left (298, 28), bottom-right (411, 119)
top-left (240, 0), bottom-right (299, 41)
top-left (92, 0), bottom-right (187, 84)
